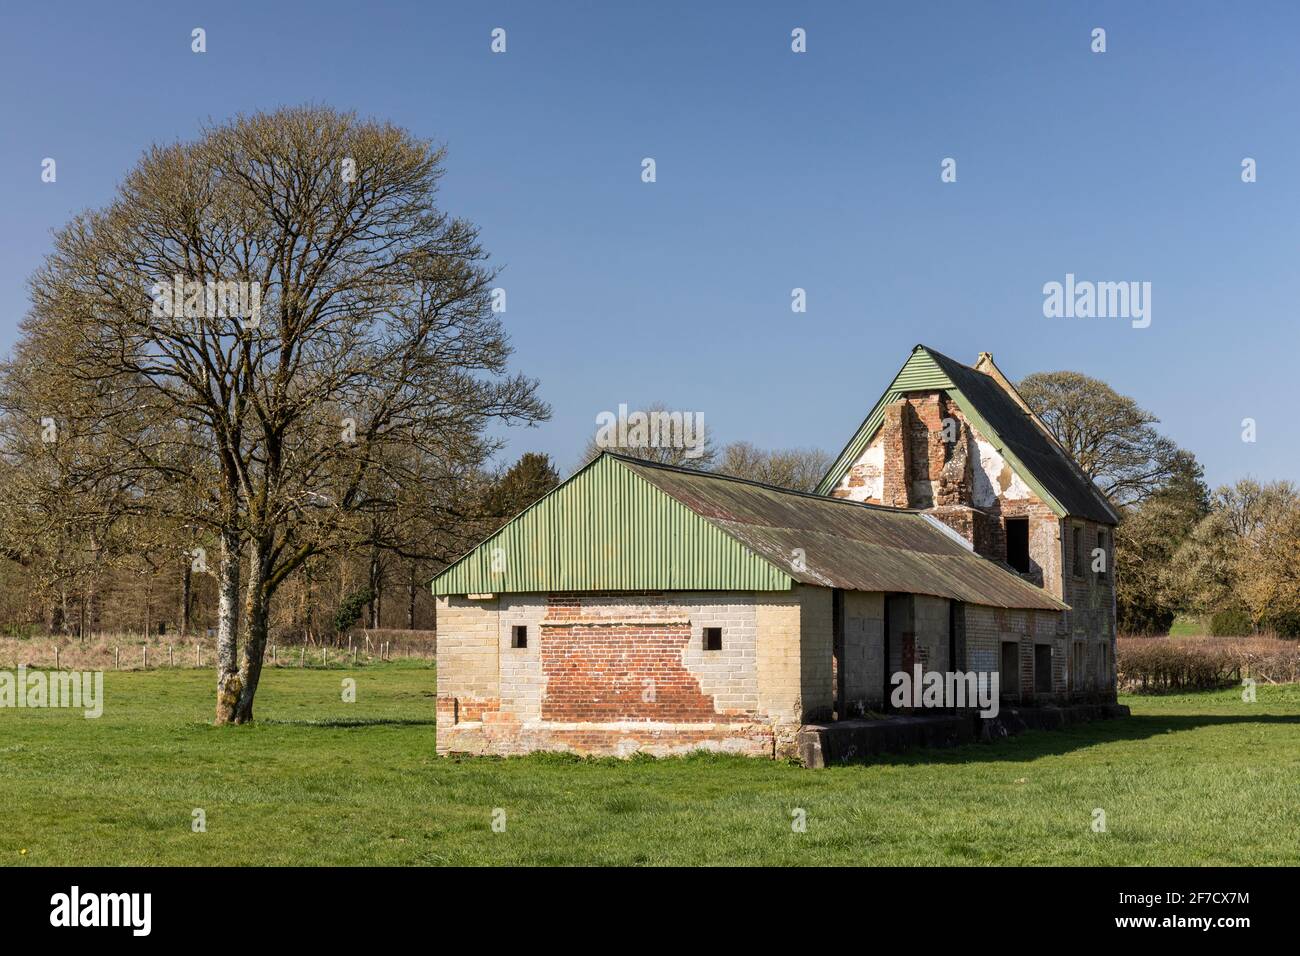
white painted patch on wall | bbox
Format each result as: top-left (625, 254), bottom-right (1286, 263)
top-left (837, 436), bottom-right (884, 501)
top-left (974, 437), bottom-right (1034, 507)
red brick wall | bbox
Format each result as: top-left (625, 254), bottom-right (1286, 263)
top-left (881, 403), bottom-right (911, 508)
top-left (541, 621), bottom-right (746, 722)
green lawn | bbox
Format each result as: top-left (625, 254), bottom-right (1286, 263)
top-left (2, 662), bottom-right (1298, 865)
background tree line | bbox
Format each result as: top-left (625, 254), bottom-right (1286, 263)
top-left (5, 363), bottom-right (1297, 652)
top-left (1020, 372), bottom-right (1300, 637)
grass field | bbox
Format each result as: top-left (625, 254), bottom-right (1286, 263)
top-left (2, 662), bottom-right (1298, 866)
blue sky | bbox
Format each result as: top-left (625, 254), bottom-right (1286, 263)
top-left (2, 1), bottom-right (1297, 487)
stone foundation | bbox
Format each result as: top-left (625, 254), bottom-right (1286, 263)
top-left (438, 719), bottom-right (776, 758)
top-left (797, 702), bottom-right (1131, 768)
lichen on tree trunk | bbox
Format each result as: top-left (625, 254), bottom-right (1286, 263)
top-left (214, 529), bottom-right (242, 725)
top-left (233, 541), bottom-right (271, 723)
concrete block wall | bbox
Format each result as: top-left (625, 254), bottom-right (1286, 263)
top-left (914, 595), bottom-right (951, 673)
top-left (755, 591), bottom-right (802, 746)
top-left (887, 593), bottom-right (950, 680)
top-left (841, 590), bottom-right (884, 713)
top-left (496, 594), bottom-right (547, 722)
top-left (436, 586), bottom-right (1093, 762)
top-left (799, 586), bottom-right (834, 723)
top-left (434, 596), bottom-right (500, 725)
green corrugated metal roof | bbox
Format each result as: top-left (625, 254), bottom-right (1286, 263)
top-left (429, 454), bottom-right (794, 595)
top-left (431, 453), bottom-right (1068, 611)
top-left (815, 345), bottom-right (1119, 525)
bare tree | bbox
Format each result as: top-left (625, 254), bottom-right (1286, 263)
top-left (715, 442), bottom-right (832, 492)
top-left (1018, 370), bottom-right (1192, 507)
top-left (13, 106), bottom-right (547, 722)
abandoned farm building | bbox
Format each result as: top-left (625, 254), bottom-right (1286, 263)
top-left (430, 345), bottom-right (1120, 760)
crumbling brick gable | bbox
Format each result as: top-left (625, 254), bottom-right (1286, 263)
top-left (881, 402), bottom-right (911, 508)
top-left (861, 393), bottom-right (976, 510)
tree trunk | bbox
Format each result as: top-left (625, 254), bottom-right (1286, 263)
top-left (367, 546), bottom-right (380, 629)
top-left (180, 557), bottom-right (192, 637)
top-left (407, 561), bottom-right (417, 629)
top-left (86, 534), bottom-right (101, 636)
top-left (232, 539), bottom-right (272, 724)
top-left (214, 529), bottom-right (242, 724)
top-left (299, 562), bottom-right (311, 642)
top-left (49, 593), bottom-right (64, 635)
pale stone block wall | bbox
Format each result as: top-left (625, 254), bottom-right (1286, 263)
top-left (842, 590), bottom-right (884, 711)
top-left (755, 591), bottom-right (803, 735)
top-left (496, 595), bottom-right (547, 721)
top-left (963, 604), bottom-right (1067, 702)
top-left (914, 594), bottom-right (951, 674)
top-left (799, 585), bottom-right (834, 722)
top-left (435, 595), bottom-right (500, 704)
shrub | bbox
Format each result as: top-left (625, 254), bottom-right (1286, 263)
top-left (332, 588), bottom-right (373, 636)
top-left (1209, 607), bottom-right (1253, 637)
top-left (1118, 635), bottom-right (1300, 693)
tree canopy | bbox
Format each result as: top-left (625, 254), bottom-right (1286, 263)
top-left (2, 106), bottom-right (547, 722)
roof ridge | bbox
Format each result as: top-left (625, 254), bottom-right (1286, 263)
top-left (915, 342), bottom-right (969, 370)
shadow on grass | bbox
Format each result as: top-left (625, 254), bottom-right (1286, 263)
top-left (260, 717), bottom-right (438, 728)
top-left (823, 713), bottom-right (1300, 770)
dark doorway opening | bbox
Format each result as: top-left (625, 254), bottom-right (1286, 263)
top-left (1034, 644), bottom-right (1053, 694)
top-left (1001, 641), bottom-right (1020, 699)
top-left (1005, 518), bottom-right (1030, 573)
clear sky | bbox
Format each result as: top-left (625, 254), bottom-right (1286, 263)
top-left (2, 1), bottom-right (1297, 487)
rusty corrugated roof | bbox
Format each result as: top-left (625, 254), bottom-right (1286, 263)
top-left (620, 457), bottom-right (1068, 611)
